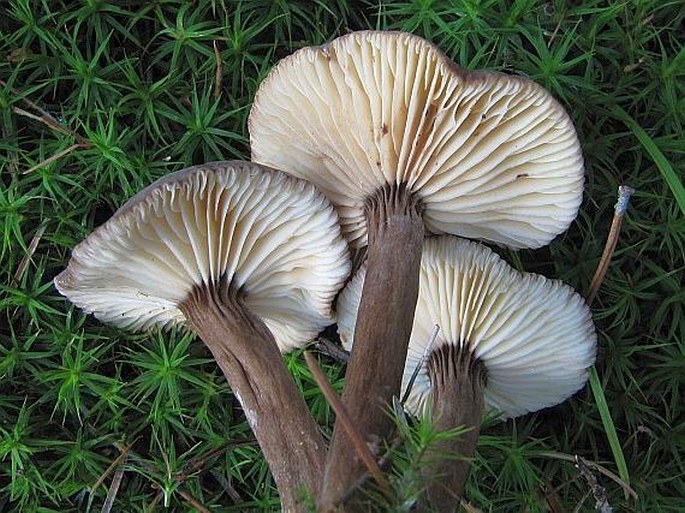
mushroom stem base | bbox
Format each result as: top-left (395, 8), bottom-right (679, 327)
top-left (180, 282), bottom-right (325, 513)
top-left (321, 184), bottom-right (424, 511)
top-left (423, 345), bottom-right (486, 512)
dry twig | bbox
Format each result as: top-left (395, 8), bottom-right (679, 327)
top-left (575, 456), bottom-right (613, 513)
top-left (313, 336), bottom-right (350, 363)
top-left (537, 451), bottom-right (637, 500)
top-left (24, 143), bottom-right (89, 174)
top-left (213, 41), bottom-right (223, 99)
top-left (177, 487), bottom-right (212, 513)
top-left (1, 79), bottom-right (92, 175)
top-left (303, 351), bottom-right (392, 501)
top-left (12, 223), bottom-right (46, 285)
top-left (0, 79), bottom-right (90, 145)
top-left (101, 462), bottom-right (127, 513)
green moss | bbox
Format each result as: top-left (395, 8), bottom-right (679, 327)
top-left (1, 0), bottom-right (682, 510)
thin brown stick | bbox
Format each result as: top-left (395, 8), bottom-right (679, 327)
top-left (0, 79), bottom-right (50, 115)
top-left (177, 487), bottom-right (212, 513)
top-left (547, 16), bottom-right (564, 47)
top-left (90, 442), bottom-right (134, 500)
top-left (540, 481), bottom-right (566, 513)
top-left (303, 352), bottom-right (391, 499)
top-left (572, 489), bottom-right (593, 513)
top-left (23, 143), bottom-right (88, 174)
top-left (12, 104), bottom-right (89, 144)
top-left (12, 223), bottom-right (46, 285)
top-left (401, 324), bottom-right (439, 405)
top-left (12, 106), bottom-right (46, 124)
top-left (586, 185), bottom-right (635, 305)
top-left (213, 41), bottom-right (223, 99)
top-left (535, 451), bottom-right (637, 500)
top-left (460, 500), bottom-right (484, 513)
top-left (146, 491), bottom-right (163, 513)
top-left (313, 337), bottom-right (350, 363)
top-left (210, 469), bottom-right (243, 503)
top-left (101, 459), bottom-right (127, 513)
top-left (337, 434), bottom-right (404, 507)
top-left (1, 78), bottom-right (90, 146)
top-left (575, 456), bottom-right (612, 513)
top-left (175, 439), bottom-right (254, 483)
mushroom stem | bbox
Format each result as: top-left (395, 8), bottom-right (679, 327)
top-left (423, 345), bottom-right (486, 512)
top-left (180, 281), bottom-right (326, 513)
top-left (321, 184), bottom-right (424, 510)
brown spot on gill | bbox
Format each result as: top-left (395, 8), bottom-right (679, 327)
top-left (407, 101), bottom-right (439, 173)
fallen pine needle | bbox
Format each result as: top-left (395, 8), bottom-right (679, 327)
top-left (177, 488), bottom-right (212, 513)
top-left (213, 40), bottom-right (223, 99)
top-left (587, 185), bottom-right (635, 304)
top-left (101, 461), bottom-right (127, 513)
top-left (24, 143), bottom-right (88, 174)
top-left (535, 451), bottom-right (637, 500)
top-left (12, 223), bottom-right (46, 285)
top-left (401, 324), bottom-right (439, 405)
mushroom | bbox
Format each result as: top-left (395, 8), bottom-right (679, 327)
top-left (249, 30), bottom-right (585, 503)
top-left (338, 236), bottom-right (596, 511)
top-left (54, 161), bottom-right (351, 512)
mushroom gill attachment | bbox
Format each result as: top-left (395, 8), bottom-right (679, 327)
top-left (338, 236), bottom-right (596, 509)
top-left (55, 161), bottom-right (351, 512)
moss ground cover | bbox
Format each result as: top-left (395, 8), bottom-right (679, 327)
top-left (1, 1), bottom-right (683, 511)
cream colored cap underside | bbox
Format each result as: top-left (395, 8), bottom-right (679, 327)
top-left (337, 236), bottom-right (596, 419)
top-left (55, 162), bottom-right (351, 352)
top-left (250, 31), bottom-right (584, 249)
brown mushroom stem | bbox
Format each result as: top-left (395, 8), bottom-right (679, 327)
top-left (321, 185), bottom-right (424, 510)
top-left (180, 281), bottom-right (326, 513)
top-left (423, 345), bottom-right (486, 512)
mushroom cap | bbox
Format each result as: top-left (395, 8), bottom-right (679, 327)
top-left (55, 161), bottom-right (351, 352)
top-left (250, 30), bottom-right (585, 250)
top-left (337, 236), bottom-right (596, 419)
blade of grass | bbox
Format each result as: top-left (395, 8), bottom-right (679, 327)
top-left (611, 105), bottom-right (685, 216)
top-left (586, 370), bottom-right (631, 500)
